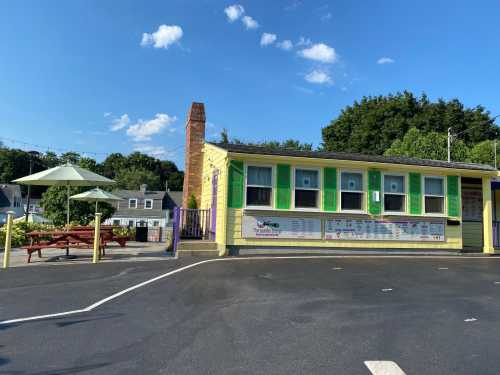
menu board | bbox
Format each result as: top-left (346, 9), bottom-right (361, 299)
top-left (242, 216), bottom-right (322, 239)
top-left (462, 188), bottom-right (482, 221)
top-left (324, 219), bottom-right (445, 242)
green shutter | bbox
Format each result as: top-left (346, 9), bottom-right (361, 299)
top-left (276, 164), bottom-right (291, 209)
top-left (447, 175), bottom-right (460, 217)
top-left (227, 160), bottom-right (244, 208)
top-left (323, 167), bottom-right (337, 211)
top-left (368, 170), bottom-right (382, 215)
top-left (409, 172), bottom-right (422, 215)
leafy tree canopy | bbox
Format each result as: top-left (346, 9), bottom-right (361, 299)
top-left (322, 91), bottom-right (499, 155)
top-left (114, 168), bottom-right (161, 191)
top-left (384, 127), bottom-right (470, 162)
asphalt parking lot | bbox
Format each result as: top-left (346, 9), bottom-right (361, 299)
top-left (2, 256), bottom-right (500, 374)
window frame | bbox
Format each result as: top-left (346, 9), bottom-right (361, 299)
top-left (291, 166), bottom-right (321, 211)
top-left (244, 163), bottom-right (275, 209)
top-left (144, 199), bottom-right (153, 209)
top-left (423, 175), bottom-right (446, 216)
top-left (339, 169), bottom-right (366, 213)
top-left (128, 198), bottom-right (137, 209)
top-left (382, 172), bottom-right (407, 214)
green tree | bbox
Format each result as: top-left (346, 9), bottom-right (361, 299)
top-left (115, 168), bottom-right (161, 190)
top-left (60, 151), bottom-right (81, 164)
top-left (232, 138), bottom-right (313, 151)
top-left (220, 128), bottom-right (229, 144)
top-left (322, 92), bottom-right (499, 154)
top-left (384, 127), bottom-right (470, 162)
top-left (468, 140), bottom-right (500, 167)
top-left (40, 186), bottom-right (115, 226)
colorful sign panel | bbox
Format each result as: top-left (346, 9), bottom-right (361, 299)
top-left (242, 216), bottom-right (322, 239)
top-left (324, 219), bottom-right (445, 242)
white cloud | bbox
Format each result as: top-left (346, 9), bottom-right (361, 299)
top-left (296, 36), bottom-right (312, 46)
top-left (377, 57), bottom-right (395, 64)
top-left (103, 112), bottom-right (112, 118)
top-left (126, 113), bottom-right (177, 141)
top-left (224, 4), bottom-right (245, 22)
top-left (276, 39), bottom-right (293, 51)
top-left (242, 15), bottom-right (259, 29)
top-left (321, 12), bottom-right (332, 21)
top-left (110, 114), bottom-right (130, 131)
top-left (260, 33), bottom-right (277, 46)
top-left (305, 69), bottom-right (332, 85)
top-left (141, 25), bottom-right (183, 49)
top-left (298, 43), bottom-right (337, 63)
top-left (133, 145), bottom-right (170, 158)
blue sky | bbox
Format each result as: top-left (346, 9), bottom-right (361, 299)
top-left (1, 0), bottom-right (500, 169)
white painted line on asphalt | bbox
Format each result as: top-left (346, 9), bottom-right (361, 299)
top-left (364, 361), bottom-right (406, 375)
top-left (1, 254), bottom-right (499, 326)
top-left (494, 281), bottom-right (500, 284)
top-left (464, 318), bottom-right (478, 322)
top-left (438, 267), bottom-right (449, 270)
top-left (332, 267), bottom-right (343, 270)
top-left (0, 258), bottom-right (222, 326)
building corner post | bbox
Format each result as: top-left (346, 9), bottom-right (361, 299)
top-left (482, 177), bottom-right (495, 254)
top-left (2, 211), bottom-right (14, 269)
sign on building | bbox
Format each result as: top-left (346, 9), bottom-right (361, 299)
top-left (242, 216), bottom-right (322, 239)
top-left (324, 219), bottom-right (445, 242)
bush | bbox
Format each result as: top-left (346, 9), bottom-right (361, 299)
top-left (0, 222), bottom-right (58, 248)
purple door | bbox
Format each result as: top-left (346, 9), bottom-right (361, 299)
top-left (211, 170), bottom-right (219, 240)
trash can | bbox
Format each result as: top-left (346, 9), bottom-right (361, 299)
top-left (136, 221), bottom-right (148, 242)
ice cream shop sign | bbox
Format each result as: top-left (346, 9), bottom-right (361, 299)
top-left (242, 216), bottom-right (322, 239)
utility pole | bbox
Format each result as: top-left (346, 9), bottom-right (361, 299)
top-left (495, 140), bottom-right (497, 169)
top-left (24, 151), bottom-right (38, 222)
top-left (447, 127), bottom-right (452, 163)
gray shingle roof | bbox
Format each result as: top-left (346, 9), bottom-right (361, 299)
top-left (112, 209), bottom-right (166, 219)
top-left (209, 142), bottom-right (497, 172)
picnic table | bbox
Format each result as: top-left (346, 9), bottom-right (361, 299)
top-left (23, 227), bottom-right (129, 263)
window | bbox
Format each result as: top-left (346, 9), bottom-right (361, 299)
top-left (383, 174), bottom-right (405, 213)
top-left (113, 219), bottom-right (120, 226)
top-left (424, 176), bottom-right (445, 214)
top-left (294, 168), bottom-right (320, 208)
top-left (128, 220), bottom-right (134, 227)
top-left (144, 199), bottom-right (153, 209)
top-left (246, 166), bottom-right (272, 207)
top-left (341, 171), bottom-right (364, 211)
top-left (153, 220), bottom-right (159, 227)
top-left (129, 199), bottom-right (137, 209)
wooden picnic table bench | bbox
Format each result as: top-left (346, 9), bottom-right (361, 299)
top-left (70, 226), bottom-right (129, 247)
top-left (23, 230), bottom-right (106, 263)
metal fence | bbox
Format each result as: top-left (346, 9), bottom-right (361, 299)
top-left (173, 208), bottom-right (212, 252)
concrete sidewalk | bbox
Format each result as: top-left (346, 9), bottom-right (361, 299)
top-left (3, 241), bottom-right (173, 267)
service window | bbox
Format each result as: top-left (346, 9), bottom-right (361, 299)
top-left (144, 199), bottom-right (153, 209)
top-left (341, 171), bottom-right (364, 211)
top-left (246, 166), bottom-right (273, 207)
top-left (383, 174), bottom-right (405, 213)
top-left (424, 176), bottom-right (445, 214)
top-left (294, 168), bottom-right (319, 208)
top-left (129, 199), bottom-right (137, 208)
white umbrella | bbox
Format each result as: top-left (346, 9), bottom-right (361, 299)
top-left (13, 163), bottom-right (115, 226)
top-left (70, 187), bottom-right (123, 214)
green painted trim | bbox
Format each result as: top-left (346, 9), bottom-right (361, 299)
top-left (227, 160), bottom-right (244, 208)
top-left (447, 175), bottom-right (460, 217)
top-left (275, 164), bottom-right (291, 209)
top-left (368, 169), bottom-right (382, 215)
top-left (323, 167), bottom-right (337, 211)
top-left (409, 172), bottom-right (422, 215)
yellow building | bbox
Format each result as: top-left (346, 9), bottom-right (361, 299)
top-left (177, 103), bottom-right (500, 256)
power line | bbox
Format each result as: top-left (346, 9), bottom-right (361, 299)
top-left (0, 136), bottom-right (184, 159)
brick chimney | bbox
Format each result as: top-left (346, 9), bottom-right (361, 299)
top-left (182, 102), bottom-right (206, 208)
